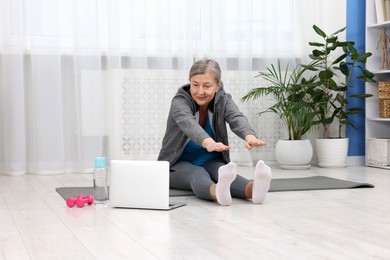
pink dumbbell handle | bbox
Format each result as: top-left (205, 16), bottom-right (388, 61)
top-left (75, 195), bottom-right (94, 208)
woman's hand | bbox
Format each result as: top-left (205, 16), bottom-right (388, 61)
top-left (245, 135), bottom-right (266, 150)
top-left (202, 138), bottom-right (230, 152)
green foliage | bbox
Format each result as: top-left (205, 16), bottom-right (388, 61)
top-left (304, 25), bottom-right (376, 138)
top-left (242, 61), bottom-right (322, 140)
top-left (242, 25), bottom-right (376, 141)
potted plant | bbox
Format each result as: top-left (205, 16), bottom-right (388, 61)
top-left (242, 61), bottom-right (322, 169)
top-left (304, 25), bottom-right (375, 167)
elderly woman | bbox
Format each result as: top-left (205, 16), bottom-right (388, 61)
top-left (158, 59), bottom-right (272, 206)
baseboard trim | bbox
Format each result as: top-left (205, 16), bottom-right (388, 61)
top-left (347, 156), bottom-right (365, 166)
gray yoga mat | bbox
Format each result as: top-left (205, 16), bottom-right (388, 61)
top-left (56, 176), bottom-right (374, 199)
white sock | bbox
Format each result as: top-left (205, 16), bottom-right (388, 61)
top-left (215, 162), bottom-right (237, 206)
top-left (252, 160), bottom-right (272, 204)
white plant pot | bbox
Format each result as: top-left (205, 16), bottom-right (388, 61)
top-left (315, 138), bottom-right (349, 168)
top-left (275, 139), bottom-right (313, 170)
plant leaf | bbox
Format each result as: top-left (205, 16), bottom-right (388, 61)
top-left (309, 42), bottom-right (324, 47)
top-left (332, 54), bottom-right (348, 65)
top-left (319, 70), bottom-right (333, 80)
top-left (331, 27), bottom-right (346, 36)
top-left (350, 94), bottom-right (373, 98)
top-left (313, 25), bottom-right (326, 38)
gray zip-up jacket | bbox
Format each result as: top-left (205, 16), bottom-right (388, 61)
top-left (158, 84), bottom-right (257, 166)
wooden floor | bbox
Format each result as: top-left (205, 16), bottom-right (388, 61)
top-left (0, 165), bottom-right (389, 260)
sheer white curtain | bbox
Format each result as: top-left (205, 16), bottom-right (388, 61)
top-left (0, 0), bottom-right (346, 175)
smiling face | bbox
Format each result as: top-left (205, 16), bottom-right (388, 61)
top-left (190, 73), bottom-right (221, 109)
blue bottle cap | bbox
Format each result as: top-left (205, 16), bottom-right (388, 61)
top-left (95, 157), bottom-right (106, 167)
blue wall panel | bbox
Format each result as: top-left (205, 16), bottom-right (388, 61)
top-left (346, 0), bottom-right (366, 156)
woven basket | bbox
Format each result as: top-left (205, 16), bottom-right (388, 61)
top-left (366, 138), bottom-right (390, 166)
top-left (379, 81), bottom-right (390, 99)
top-left (379, 98), bottom-right (390, 118)
top-left (378, 82), bottom-right (390, 118)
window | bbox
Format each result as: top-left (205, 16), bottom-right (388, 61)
top-left (4, 0), bottom-right (296, 57)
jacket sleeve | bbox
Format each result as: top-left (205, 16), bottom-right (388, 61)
top-left (223, 93), bottom-right (256, 139)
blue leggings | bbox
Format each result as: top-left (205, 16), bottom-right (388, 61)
top-left (170, 158), bottom-right (250, 201)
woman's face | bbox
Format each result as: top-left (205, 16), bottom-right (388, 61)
top-left (190, 73), bottom-right (220, 108)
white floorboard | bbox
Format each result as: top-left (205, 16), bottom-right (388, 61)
top-left (0, 165), bottom-right (389, 259)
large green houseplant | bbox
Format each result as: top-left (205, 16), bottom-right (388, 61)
top-left (304, 25), bottom-right (375, 167)
top-left (242, 61), bottom-right (322, 169)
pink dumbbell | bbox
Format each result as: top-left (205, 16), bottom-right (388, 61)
top-left (66, 195), bottom-right (83, 208)
top-left (66, 195), bottom-right (94, 208)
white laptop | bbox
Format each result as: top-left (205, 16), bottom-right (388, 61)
top-left (109, 160), bottom-right (185, 210)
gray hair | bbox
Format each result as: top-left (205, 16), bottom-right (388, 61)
top-left (189, 59), bottom-right (221, 83)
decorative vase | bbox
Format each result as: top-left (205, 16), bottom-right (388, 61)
top-left (275, 139), bottom-right (313, 169)
top-left (315, 138), bottom-right (349, 168)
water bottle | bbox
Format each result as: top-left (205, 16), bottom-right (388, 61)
top-left (93, 157), bottom-right (108, 205)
